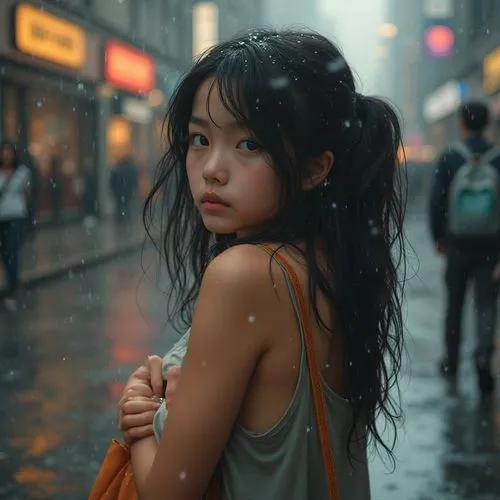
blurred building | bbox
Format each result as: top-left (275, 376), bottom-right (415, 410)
top-left (420, 0), bottom-right (500, 151)
top-left (264, 0), bottom-right (321, 30)
top-left (382, 0), bottom-right (500, 165)
top-left (380, 0), bottom-right (427, 165)
top-left (0, 0), bottom-right (262, 223)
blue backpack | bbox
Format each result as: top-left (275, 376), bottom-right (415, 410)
top-left (448, 142), bottom-right (500, 237)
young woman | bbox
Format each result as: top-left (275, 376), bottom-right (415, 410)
top-left (118, 29), bottom-right (406, 499)
top-left (0, 141), bottom-right (31, 312)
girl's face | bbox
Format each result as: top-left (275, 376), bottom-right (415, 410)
top-left (186, 78), bottom-right (280, 237)
top-left (1, 146), bottom-right (14, 166)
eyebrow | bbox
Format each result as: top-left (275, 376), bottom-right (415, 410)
top-left (189, 115), bottom-right (242, 131)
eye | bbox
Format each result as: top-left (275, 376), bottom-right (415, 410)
top-left (189, 134), bottom-right (209, 147)
top-left (238, 139), bottom-right (261, 152)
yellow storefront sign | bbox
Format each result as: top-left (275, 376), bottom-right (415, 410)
top-left (483, 47), bottom-right (500, 95)
top-left (14, 3), bottom-right (85, 69)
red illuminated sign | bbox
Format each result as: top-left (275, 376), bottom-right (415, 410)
top-left (425, 25), bottom-right (454, 58)
top-left (105, 40), bottom-right (155, 94)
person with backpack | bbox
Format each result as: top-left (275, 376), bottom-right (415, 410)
top-left (430, 100), bottom-right (500, 396)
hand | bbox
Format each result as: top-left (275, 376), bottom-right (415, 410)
top-left (165, 366), bottom-right (182, 411)
top-left (118, 356), bottom-right (164, 444)
top-left (120, 392), bottom-right (161, 445)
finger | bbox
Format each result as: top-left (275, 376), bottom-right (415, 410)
top-left (130, 365), bottom-right (150, 381)
top-left (119, 384), bottom-right (154, 406)
top-left (126, 383), bottom-right (154, 398)
top-left (165, 366), bottom-right (182, 399)
top-left (121, 412), bottom-right (157, 431)
top-left (121, 399), bottom-right (161, 415)
top-left (147, 355), bottom-right (164, 398)
top-left (124, 424), bottom-right (155, 443)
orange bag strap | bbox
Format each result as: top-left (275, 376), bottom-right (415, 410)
top-left (260, 244), bottom-right (340, 500)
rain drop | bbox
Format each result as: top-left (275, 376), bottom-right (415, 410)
top-left (269, 76), bottom-right (290, 90)
top-left (343, 120), bottom-right (351, 129)
top-left (326, 58), bottom-right (346, 73)
top-left (306, 425), bottom-right (312, 432)
top-left (179, 471), bottom-right (187, 481)
top-left (248, 314), bottom-right (256, 323)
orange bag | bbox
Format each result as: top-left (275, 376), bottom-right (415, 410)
top-left (89, 439), bottom-right (136, 500)
top-left (89, 439), bottom-right (221, 499)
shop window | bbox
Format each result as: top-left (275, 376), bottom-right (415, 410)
top-left (2, 86), bottom-right (20, 143)
top-left (28, 89), bottom-right (81, 215)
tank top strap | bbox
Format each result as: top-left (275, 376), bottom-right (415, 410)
top-left (256, 245), bottom-right (306, 352)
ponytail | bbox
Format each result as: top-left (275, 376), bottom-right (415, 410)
top-left (330, 94), bottom-right (406, 464)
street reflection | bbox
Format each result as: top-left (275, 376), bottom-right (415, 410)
top-left (0, 256), bottom-right (165, 498)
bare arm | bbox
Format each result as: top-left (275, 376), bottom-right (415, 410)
top-left (131, 246), bottom-right (274, 499)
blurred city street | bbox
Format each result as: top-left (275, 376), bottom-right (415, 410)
top-left (0, 205), bottom-right (499, 500)
top-left (1, 0), bottom-right (500, 498)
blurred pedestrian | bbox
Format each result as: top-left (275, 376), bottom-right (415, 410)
top-left (82, 157), bottom-right (99, 229)
top-left (430, 100), bottom-right (500, 396)
top-left (48, 143), bottom-right (63, 226)
top-left (0, 141), bottom-right (31, 312)
top-left (22, 150), bottom-right (40, 239)
top-left (109, 153), bottom-right (138, 224)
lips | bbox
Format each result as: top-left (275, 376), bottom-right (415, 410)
top-left (200, 193), bottom-right (230, 206)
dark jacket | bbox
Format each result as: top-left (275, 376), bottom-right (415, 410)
top-left (429, 136), bottom-right (500, 251)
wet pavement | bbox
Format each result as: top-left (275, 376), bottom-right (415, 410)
top-left (0, 208), bottom-right (499, 499)
top-left (0, 215), bottom-right (146, 294)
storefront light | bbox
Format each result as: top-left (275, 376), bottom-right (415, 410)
top-left (193, 2), bottom-right (219, 58)
top-left (379, 23), bottom-right (398, 39)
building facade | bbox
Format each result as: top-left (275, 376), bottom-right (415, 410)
top-left (421, 0), bottom-right (500, 151)
top-left (0, 0), bottom-right (261, 222)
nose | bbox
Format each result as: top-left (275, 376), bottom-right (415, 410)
top-left (202, 148), bottom-right (228, 185)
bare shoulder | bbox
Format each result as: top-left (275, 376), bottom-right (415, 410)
top-left (201, 244), bottom-right (284, 298)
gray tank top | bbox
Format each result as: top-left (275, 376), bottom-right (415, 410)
top-left (153, 255), bottom-right (371, 499)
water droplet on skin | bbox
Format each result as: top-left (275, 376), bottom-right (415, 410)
top-left (248, 315), bottom-right (256, 323)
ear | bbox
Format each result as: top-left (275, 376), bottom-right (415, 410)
top-left (302, 151), bottom-right (334, 191)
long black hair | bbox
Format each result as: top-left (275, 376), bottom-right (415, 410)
top-left (144, 29), bottom-right (406, 464)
